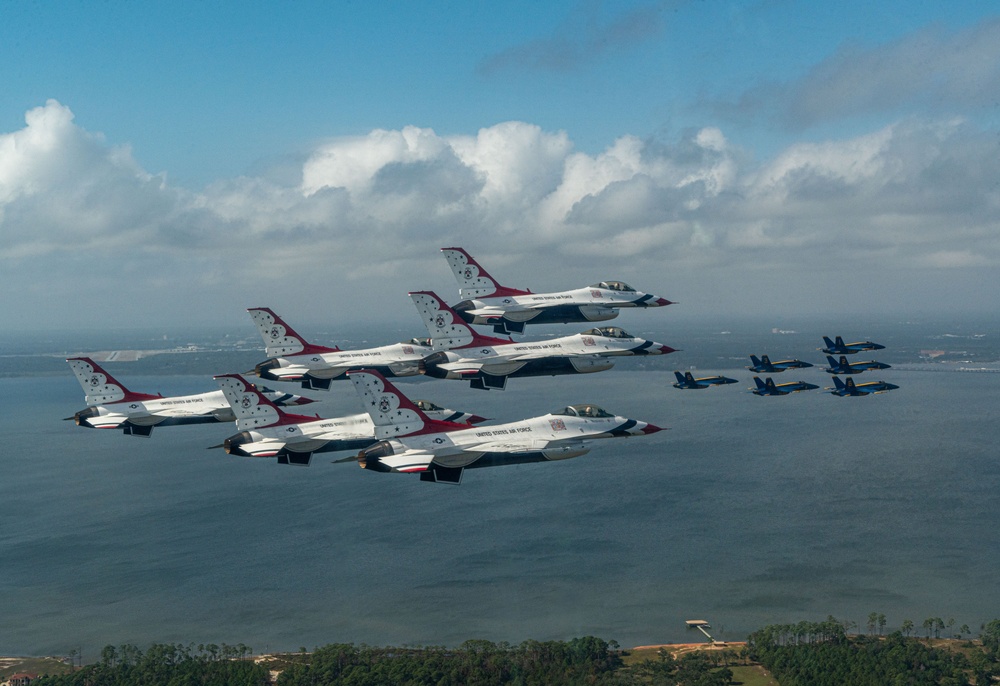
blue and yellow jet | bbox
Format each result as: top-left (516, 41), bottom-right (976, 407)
top-left (820, 336), bottom-right (885, 355)
top-left (747, 354), bottom-right (813, 373)
top-left (672, 371), bottom-right (739, 389)
top-left (823, 355), bottom-right (891, 375)
top-left (827, 377), bottom-right (899, 396)
top-left (750, 377), bottom-right (819, 396)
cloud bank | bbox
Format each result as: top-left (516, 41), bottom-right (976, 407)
top-left (2, 100), bottom-right (998, 329)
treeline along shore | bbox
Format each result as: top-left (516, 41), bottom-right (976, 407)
top-left (10, 617), bottom-right (1000, 685)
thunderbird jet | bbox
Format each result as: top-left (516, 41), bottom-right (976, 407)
top-left (822, 355), bottom-right (891, 375)
top-left (750, 376), bottom-right (819, 396)
top-left (66, 357), bottom-right (313, 437)
top-left (344, 369), bottom-right (662, 484)
top-left (827, 377), bottom-right (899, 396)
top-left (411, 291), bottom-right (675, 390)
top-left (213, 374), bottom-right (485, 465)
top-left (672, 371), bottom-right (738, 389)
top-left (248, 307), bottom-right (433, 390)
top-left (442, 247), bottom-right (672, 334)
top-left (747, 355), bottom-right (813, 373)
top-left (820, 336), bottom-right (885, 355)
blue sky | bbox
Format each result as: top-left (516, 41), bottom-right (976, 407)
top-left (2, 1), bottom-right (1000, 331)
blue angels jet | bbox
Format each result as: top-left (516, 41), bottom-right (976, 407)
top-left (750, 376), bottom-right (819, 396)
top-left (820, 336), bottom-right (885, 355)
top-left (672, 371), bottom-right (739, 389)
top-left (828, 377), bottom-right (899, 396)
top-left (822, 355), bottom-right (891, 375)
top-left (747, 355), bottom-right (813, 373)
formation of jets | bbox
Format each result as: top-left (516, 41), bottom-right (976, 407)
top-left (65, 245), bottom-right (902, 483)
top-left (672, 334), bottom-right (897, 398)
top-left (65, 247), bottom-right (674, 484)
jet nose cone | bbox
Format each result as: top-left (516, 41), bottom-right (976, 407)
top-left (654, 297), bottom-right (673, 307)
top-left (294, 396), bottom-right (316, 405)
top-left (468, 414), bottom-right (489, 425)
top-left (658, 345), bottom-right (677, 355)
top-left (641, 423), bottom-right (664, 434)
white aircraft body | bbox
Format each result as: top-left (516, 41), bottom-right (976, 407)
top-left (248, 307), bottom-right (433, 390)
top-left (346, 369), bottom-right (663, 484)
top-left (213, 374), bottom-right (485, 465)
top-left (442, 247), bottom-right (673, 334)
top-left (66, 357), bottom-right (313, 437)
top-left (410, 291), bottom-right (676, 390)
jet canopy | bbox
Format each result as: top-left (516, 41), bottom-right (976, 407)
top-left (553, 404), bottom-right (613, 418)
top-left (582, 326), bottom-right (633, 339)
top-left (405, 337), bottom-right (431, 347)
top-left (414, 399), bottom-right (444, 412)
top-left (590, 281), bottom-right (636, 292)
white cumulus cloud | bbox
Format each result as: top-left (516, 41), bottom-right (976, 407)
top-left (2, 100), bottom-right (998, 328)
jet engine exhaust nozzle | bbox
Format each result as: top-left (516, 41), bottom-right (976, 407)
top-left (356, 441), bottom-right (395, 472)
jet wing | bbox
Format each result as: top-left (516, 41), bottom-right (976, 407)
top-left (477, 360), bottom-right (531, 375)
top-left (465, 437), bottom-right (588, 457)
top-left (466, 306), bottom-right (541, 323)
top-left (155, 406), bottom-right (215, 419)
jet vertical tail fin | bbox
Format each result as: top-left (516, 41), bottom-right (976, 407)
top-left (247, 307), bottom-right (340, 358)
top-left (822, 336), bottom-right (836, 349)
top-left (765, 378), bottom-right (777, 391)
top-left (215, 373), bottom-right (317, 430)
top-left (684, 372), bottom-right (697, 384)
top-left (409, 291), bottom-right (512, 350)
top-left (66, 357), bottom-right (161, 405)
top-left (753, 377), bottom-right (767, 390)
top-left (674, 371), bottom-right (687, 385)
top-left (749, 355), bottom-right (762, 367)
top-left (440, 247), bottom-right (531, 299)
top-left (832, 377), bottom-right (847, 390)
top-left (348, 369), bottom-right (469, 438)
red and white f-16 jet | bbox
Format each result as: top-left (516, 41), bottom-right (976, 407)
top-left (65, 357), bottom-right (313, 437)
top-left (442, 247), bottom-right (673, 334)
top-left (345, 369), bottom-right (663, 484)
top-left (248, 307), bottom-right (433, 390)
top-left (410, 291), bottom-right (675, 390)
top-left (213, 373), bottom-right (485, 465)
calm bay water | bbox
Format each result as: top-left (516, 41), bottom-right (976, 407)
top-left (2, 317), bottom-right (998, 656)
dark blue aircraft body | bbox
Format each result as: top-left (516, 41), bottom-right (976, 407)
top-left (823, 355), bottom-right (891, 375)
top-left (747, 354), bottom-right (813, 373)
top-left (828, 377), bottom-right (899, 396)
top-left (821, 336), bottom-right (885, 355)
top-left (751, 376), bottom-right (819, 396)
top-left (672, 371), bottom-right (739, 389)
